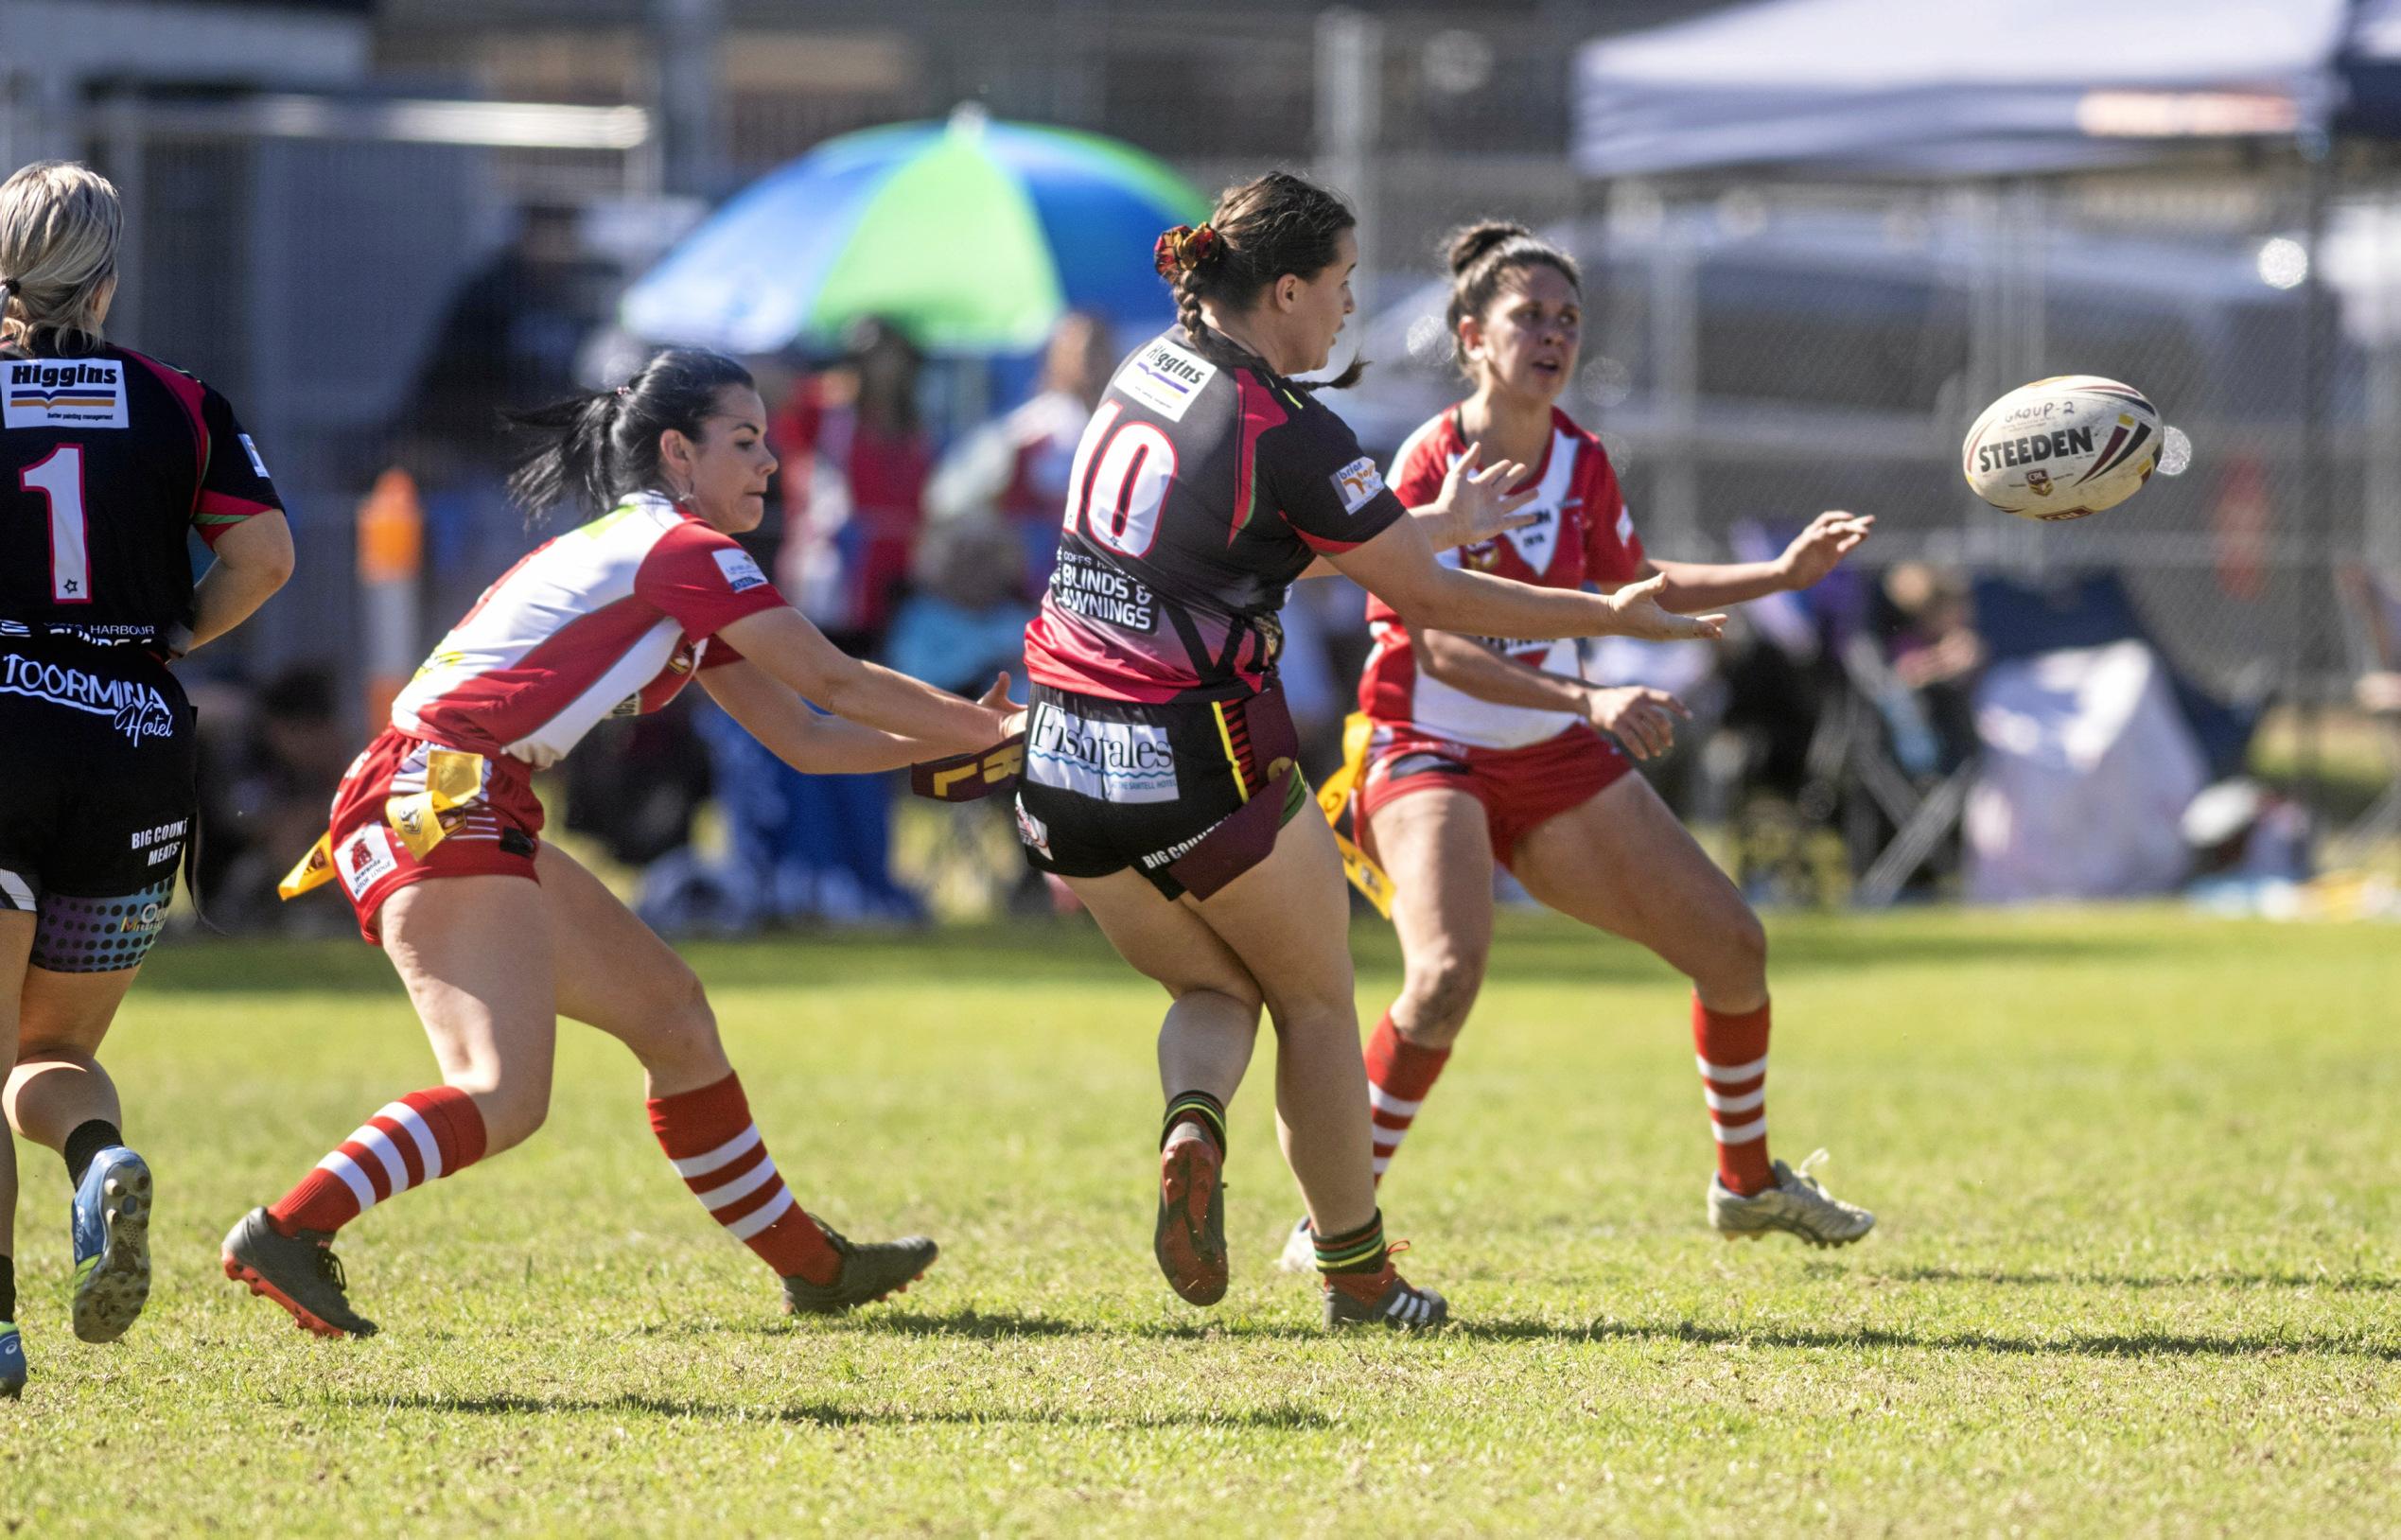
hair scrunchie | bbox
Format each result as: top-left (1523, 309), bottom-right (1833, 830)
top-left (1153, 222), bottom-right (1221, 280)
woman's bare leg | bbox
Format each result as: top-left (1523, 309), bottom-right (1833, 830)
top-left (1507, 773), bottom-right (1765, 1013)
top-left (0, 914), bottom-right (30, 1269)
top-left (8, 966), bottom-right (144, 1158)
top-left (1367, 788), bottom-right (1500, 1051)
top-left (1183, 812), bottom-right (1377, 1239)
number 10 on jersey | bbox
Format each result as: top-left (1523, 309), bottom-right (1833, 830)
top-left (1061, 401), bottom-right (1177, 560)
top-left (21, 443), bottom-right (91, 604)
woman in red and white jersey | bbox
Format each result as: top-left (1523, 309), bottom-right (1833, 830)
top-left (220, 348), bottom-right (1015, 1339)
top-left (1301, 223), bottom-right (1878, 1261)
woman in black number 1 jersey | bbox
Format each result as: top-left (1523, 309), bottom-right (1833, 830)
top-left (1015, 170), bottom-right (1723, 1330)
top-left (0, 162), bottom-right (294, 1393)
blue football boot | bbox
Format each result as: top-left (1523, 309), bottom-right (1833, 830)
top-left (71, 1146), bottom-right (152, 1343)
top-left (0, 1321), bottom-right (25, 1398)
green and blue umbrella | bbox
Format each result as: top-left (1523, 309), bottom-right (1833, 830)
top-left (622, 109), bottom-right (1208, 356)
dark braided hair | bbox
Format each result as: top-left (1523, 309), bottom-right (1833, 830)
top-left (1158, 170), bottom-right (1367, 392)
top-left (504, 348), bottom-right (755, 526)
top-left (1443, 220), bottom-right (1581, 378)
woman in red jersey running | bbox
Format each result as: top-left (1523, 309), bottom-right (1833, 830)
top-left (1014, 174), bottom-right (1725, 1330)
top-left (222, 348), bottom-right (1015, 1339)
top-left (1283, 223), bottom-right (1876, 1270)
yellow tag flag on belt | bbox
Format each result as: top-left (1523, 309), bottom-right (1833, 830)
top-left (1315, 712), bottom-right (1394, 919)
top-left (276, 831), bottom-right (336, 900)
top-left (383, 748), bottom-right (485, 859)
top-left (278, 747), bottom-right (488, 901)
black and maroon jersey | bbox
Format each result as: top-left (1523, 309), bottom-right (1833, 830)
top-left (0, 343), bottom-right (281, 649)
top-left (1022, 327), bottom-right (1407, 705)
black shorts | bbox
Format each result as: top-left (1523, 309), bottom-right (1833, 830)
top-left (0, 640), bottom-right (196, 970)
top-left (1013, 682), bottom-right (1309, 901)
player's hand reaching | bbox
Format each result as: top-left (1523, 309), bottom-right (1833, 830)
top-left (1604, 572), bottom-right (1726, 641)
top-left (1778, 511), bottom-right (1874, 589)
top-left (1427, 443), bottom-right (1539, 551)
top-left (976, 670), bottom-right (1026, 739)
top-left (1583, 685), bottom-right (1690, 760)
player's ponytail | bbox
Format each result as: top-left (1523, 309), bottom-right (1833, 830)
top-left (1442, 219), bottom-right (1580, 380)
top-left (1159, 170), bottom-right (1368, 394)
top-left (0, 162), bottom-right (122, 356)
top-left (505, 347), bottom-right (755, 526)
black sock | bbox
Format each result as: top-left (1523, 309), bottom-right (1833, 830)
top-left (1313, 1209), bottom-right (1388, 1275)
top-left (63, 1119), bottom-right (123, 1186)
top-left (1161, 1091), bottom-right (1227, 1154)
top-left (0, 1255), bottom-right (14, 1322)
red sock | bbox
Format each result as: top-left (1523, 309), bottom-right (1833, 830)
top-left (268, 1086), bottom-right (488, 1236)
top-left (1364, 1012), bottom-right (1450, 1186)
top-left (1694, 995), bottom-right (1774, 1196)
top-left (648, 1072), bottom-right (841, 1286)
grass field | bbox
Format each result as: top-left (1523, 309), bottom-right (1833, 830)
top-left (3, 906), bottom-right (2397, 1536)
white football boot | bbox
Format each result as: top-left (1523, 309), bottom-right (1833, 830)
top-left (1708, 1149), bottom-right (1875, 1247)
top-left (1274, 1216), bottom-right (1317, 1274)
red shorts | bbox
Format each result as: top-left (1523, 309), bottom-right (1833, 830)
top-left (324, 729), bottom-right (545, 944)
top-left (1356, 723), bottom-right (1632, 869)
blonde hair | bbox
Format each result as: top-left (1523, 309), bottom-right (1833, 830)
top-left (0, 161), bottom-right (123, 354)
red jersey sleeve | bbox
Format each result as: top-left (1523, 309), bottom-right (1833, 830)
top-left (635, 521), bottom-right (788, 639)
top-left (1579, 440), bottom-right (1646, 585)
top-left (697, 635), bottom-right (746, 670)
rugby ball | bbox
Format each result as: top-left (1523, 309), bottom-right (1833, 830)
top-left (1963, 376), bottom-right (2162, 521)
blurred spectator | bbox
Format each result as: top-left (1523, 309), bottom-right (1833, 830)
top-left (1875, 562), bottom-right (1985, 776)
top-left (885, 518), bottom-right (1037, 696)
top-left (704, 317), bottom-right (938, 928)
top-left (390, 203), bottom-right (615, 624)
top-left (773, 315), bottom-right (933, 648)
top-left (927, 309), bottom-right (1115, 591)
top-left (193, 668), bottom-right (353, 932)
top-left (562, 697), bottom-right (714, 868)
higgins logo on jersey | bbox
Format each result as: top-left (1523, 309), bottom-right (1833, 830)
top-left (1114, 338), bottom-right (1218, 422)
top-left (4, 359), bottom-right (127, 429)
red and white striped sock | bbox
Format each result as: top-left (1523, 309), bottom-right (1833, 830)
top-left (1694, 994), bottom-right (1774, 1197)
top-left (1364, 1012), bottom-right (1451, 1185)
top-left (647, 1072), bottom-right (841, 1286)
top-left (268, 1086), bottom-right (488, 1236)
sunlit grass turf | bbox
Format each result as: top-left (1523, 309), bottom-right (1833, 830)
top-left (3, 906), bottom-right (2396, 1536)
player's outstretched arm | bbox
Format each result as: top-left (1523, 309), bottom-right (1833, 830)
top-left (1410, 629), bottom-right (1690, 760)
top-left (703, 657), bottom-right (1015, 774)
top-left (1636, 512), bottom-right (1874, 612)
top-left (715, 604), bottom-right (1012, 756)
top-left (1329, 513), bottom-right (1725, 642)
top-left (1298, 443), bottom-right (1537, 579)
top-left (183, 511), bottom-right (295, 653)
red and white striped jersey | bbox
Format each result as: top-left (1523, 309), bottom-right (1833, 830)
top-left (1358, 406), bottom-right (1646, 750)
top-left (393, 493), bottom-right (784, 768)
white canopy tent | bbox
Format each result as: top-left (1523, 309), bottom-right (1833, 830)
top-left (1573, 0), bottom-right (2354, 179)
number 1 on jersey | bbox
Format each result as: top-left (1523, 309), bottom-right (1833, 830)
top-left (1061, 401), bottom-right (1177, 560)
top-left (22, 444), bottom-right (91, 604)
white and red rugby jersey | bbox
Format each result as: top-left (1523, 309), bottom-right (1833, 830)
top-left (1359, 406), bottom-right (1646, 750)
top-left (392, 493), bottom-right (783, 767)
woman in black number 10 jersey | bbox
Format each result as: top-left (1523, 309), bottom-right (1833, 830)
top-left (0, 162), bottom-right (294, 1394)
top-left (1016, 170), bottom-right (1722, 1330)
